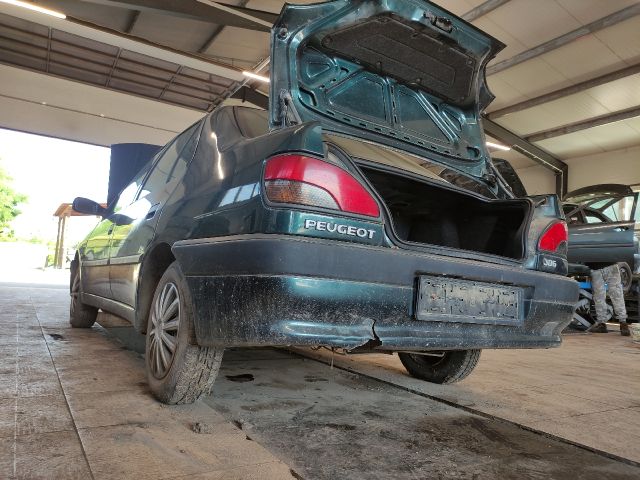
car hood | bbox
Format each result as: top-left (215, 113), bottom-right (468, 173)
top-left (269, 0), bottom-right (504, 180)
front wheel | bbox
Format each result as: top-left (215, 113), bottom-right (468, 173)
top-left (145, 261), bottom-right (223, 404)
top-left (398, 349), bottom-right (481, 384)
top-left (69, 268), bottom-right (98, 328)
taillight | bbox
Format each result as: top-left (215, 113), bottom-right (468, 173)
top-left (538, 221), bottom-right (568, 254)
top-left (264, 154), bottom-right (380, 217)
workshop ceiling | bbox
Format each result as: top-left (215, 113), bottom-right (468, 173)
top-left (0, 0), bottom-right (638, 169)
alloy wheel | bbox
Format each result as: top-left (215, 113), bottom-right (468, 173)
top-left (70, 273), bottom-right (80, 317)
top-left (148, 282), bottom-right (181, 379)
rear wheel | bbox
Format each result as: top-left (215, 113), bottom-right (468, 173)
top-left (618, 262), bottom-right (632, 294)
top-left (145, 261), bottom-right (223, 404)
top-left (398, 350), bottom-right (481, 384)
top-left (69, 269), bottom-right (98, 328)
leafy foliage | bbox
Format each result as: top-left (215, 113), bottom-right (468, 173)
top-left (0, 162), bottom-right (27, 237)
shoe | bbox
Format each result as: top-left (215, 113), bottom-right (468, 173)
top-left (620, 323), bottom-right (630, 336)
top-left (587, 323), bottom-right (608, 333)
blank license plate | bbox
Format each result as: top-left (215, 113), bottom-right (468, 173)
top-left (416, 276), bottom-right (523, 325)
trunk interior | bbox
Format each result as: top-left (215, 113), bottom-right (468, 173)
top-left (360, 167), bottom-right (530, 260)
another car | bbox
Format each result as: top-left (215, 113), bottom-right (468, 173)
top-left (70, 0), bottom-right (578, 404)
top-left (562, 184), bottom-right (640, 327)
top-left (563, 184), bottom-right (639, 278)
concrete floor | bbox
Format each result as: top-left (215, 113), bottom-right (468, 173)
top-left (297, 329), bottom-right (640, 464)
top-left (0, 272), bottom-right (296, 480)
top-left (1, 268), bottom-right (639, 479)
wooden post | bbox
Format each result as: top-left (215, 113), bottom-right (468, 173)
top-left (53, 216), bottom-right (63, 268)
top-left (57, 215), bottom-right (67, 269)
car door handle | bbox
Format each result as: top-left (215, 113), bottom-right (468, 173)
top-left (146, 204), bottom-right (160, 220)
top-left (613, 226), bottom-right (628, 232)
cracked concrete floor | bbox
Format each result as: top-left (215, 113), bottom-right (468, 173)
top-left (2, 268), bottom-right (640, 479)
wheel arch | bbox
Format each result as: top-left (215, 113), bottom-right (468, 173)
top-left (135, 242), bottom-right (176, 333)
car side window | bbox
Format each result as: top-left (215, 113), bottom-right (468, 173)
top-left (138, 122), bottom-right (200, 201)
top-left (112, 163), bottom-right (152, 213)
top-left (584, 212), bottom-right (604, 224)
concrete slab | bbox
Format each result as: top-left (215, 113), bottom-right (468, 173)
top-left (1, 268), bottom-right (639, 479)
top-left (0, 430), bottom-right (92, 480)
top-left (206, 348), bottom-right (640, 480)
top-left (0, 272), bottom-right (295, 480)
top-left (293, 333), bottom-right (640, 463)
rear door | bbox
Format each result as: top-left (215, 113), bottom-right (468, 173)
top-left (108, 122), bottom-right (201, 306)
top-left (568, 205), bottom-right (636, 266)
top-left (79, 216), bottom-right (115, 298)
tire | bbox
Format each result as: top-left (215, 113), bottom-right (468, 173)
top-left (145, 261), bottom-right (223, 405)
top-left (618, 262), bottom-right (632, 294)
top-left (398, 350), bottom-right (481, 384)
top-left (69, 268), bottom-right (98, 328)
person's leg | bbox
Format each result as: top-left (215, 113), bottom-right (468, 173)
top-left (604, 264), bottom-right (629, 336)
top-left (588, 268), bottom-right (608, 333)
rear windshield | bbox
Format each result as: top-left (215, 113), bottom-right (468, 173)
top-left (325, 134), bottom-right (495, 198)
top-left (229, 107), bottom-right (495, 198)
top-left (234, 107), bottom-right (269, 138)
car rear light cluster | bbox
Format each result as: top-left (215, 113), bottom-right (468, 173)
top-left (263, 154), bottom-right (380, 217)
top-left (538, 221), bottom-right (568, 255)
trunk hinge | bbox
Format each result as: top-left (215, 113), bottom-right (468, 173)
top-left (279, 90), bottom-right (302, 127)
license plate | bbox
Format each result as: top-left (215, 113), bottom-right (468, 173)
top-left (416, 276), bottom-right (523, 325)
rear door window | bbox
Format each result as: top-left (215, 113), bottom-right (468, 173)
top-left (138, 122), bottom-right (201, 201)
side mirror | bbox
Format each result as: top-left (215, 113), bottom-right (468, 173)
top-left (72, 197), bottom-right (106, 216)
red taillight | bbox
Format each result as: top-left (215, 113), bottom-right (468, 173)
top-left (538, 221), bottom-right (568, 254)
top-left (263, 154), bottom-right (380, 217)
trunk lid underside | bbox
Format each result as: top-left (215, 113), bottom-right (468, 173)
top-left (269, 0), bottom-right (505, 179)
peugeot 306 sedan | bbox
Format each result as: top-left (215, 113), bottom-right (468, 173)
top-left (70, 0), bottom-right (578, 404)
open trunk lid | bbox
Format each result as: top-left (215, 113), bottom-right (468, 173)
top-left (269, 0), bottom-right (505, 181)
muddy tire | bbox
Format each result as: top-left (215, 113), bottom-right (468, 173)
top-left (69, 268), bottom-right (98, 328)
top-left (145, 261), bottom-right (223, 405)
top-left (398, 349), bottom-right (481, 384)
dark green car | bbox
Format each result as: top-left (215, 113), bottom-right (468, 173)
top-left (71, 0), bottom-right (578, 404)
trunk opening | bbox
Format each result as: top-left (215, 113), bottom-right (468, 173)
top-left (360, 166), bottom-right (530, 260)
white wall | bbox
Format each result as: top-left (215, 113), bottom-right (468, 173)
top-left (515, 164), bottom-right (556, 195)
top-left (565, 145), bottom-right (640, 191)
top-left (514, 145), bottom-right (640, 196)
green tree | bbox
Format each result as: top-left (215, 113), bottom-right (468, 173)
top-left (0, 162), bottom-right (27, 238)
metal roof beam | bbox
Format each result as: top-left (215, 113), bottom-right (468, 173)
top-left (0, 2), bottom-right (246, 82)
top-left (198, 0), bottom-right (250, 54)
top-left (210, 56), bottom-right (269, 110)
top-left (461, 0), bottom-right (511, 22)
top-left (525, 106), bottom-right (640, 143)
top-left (488, 62), bottom-right (640, 119)
top-left (483, 118), bottom-right (568, 197)
top-left (482, 118), bottom-right (567, 173)
top-left (80, 0), bottom-right (276, 31)
top-left (124, 10), bottom-right (139, 34)
top-left (487, 3), bottom-right (640, 75)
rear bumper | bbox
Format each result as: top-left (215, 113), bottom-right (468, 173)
top-left (172, 235), bottom-right (578, 351)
